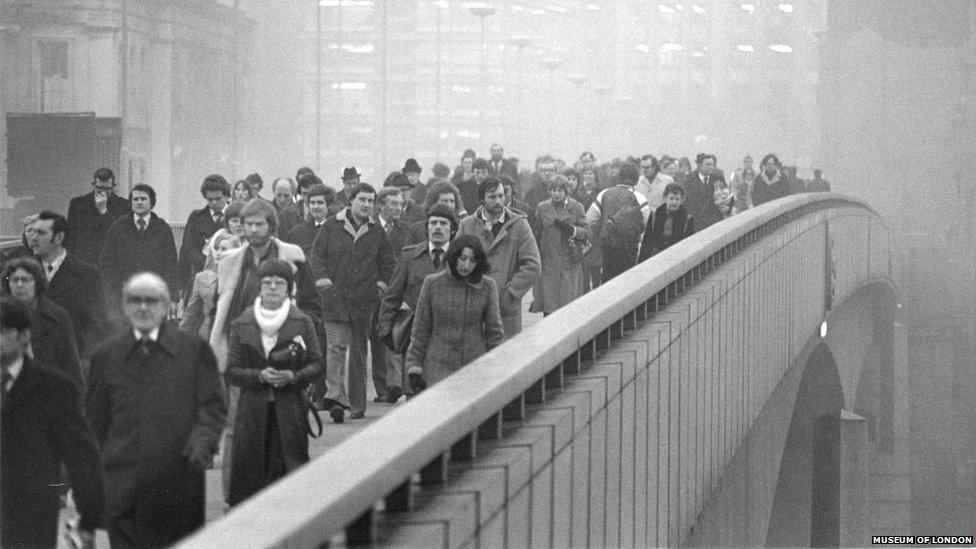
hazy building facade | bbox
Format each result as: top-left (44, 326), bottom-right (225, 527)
top-left (0, 0), bottom-right (251, 230)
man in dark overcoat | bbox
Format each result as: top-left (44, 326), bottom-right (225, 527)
top-left (99, 184), bottom-right (179, 304)
top-left (310, 183), bottom-right (396, 422)
top-left (1, 296), bottom-right (104, 548)
top-left (285, 181), bottom-right (335, 255)
top-left (177, 175), bottom-right (230, 299)
top-left (65, 167), bottom-right (131, 266)
top-left (682, 153), bottom-right (725, 231)
top-left (87, 273), bottom-right (226, 547)
top-left (29, 210), bottom-right (109, 360)
top-left (376, 203), bottom-right (455, 399)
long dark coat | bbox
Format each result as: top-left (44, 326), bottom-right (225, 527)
top-left (99, 212), bottom-right (179, 299)
top-left (31, 296), bottom-right (83, 390)
top-left (66, 191), bottom-right (131, 266)
top-left (177, 206), bottom-right (223, 296)
top-left (1, 358), bottom-right (104, 548)
top-left (310, 209), bottom-right (396, 322)
top-left (86, 322), bottom-right (226, 547)
top-left (286, 220), bottom-right (325, 256)
top-left (751, 171), bottom-right (792, 206)
top-left (224, 305), bottom-right (323, 506)
top-left (682, 170), bottom-right (724, 230)
top-left (277, 202), bottom-right (307, 240)
top-left (45, 253), bottom-right (108, 358)
top-left (638, 204), bottom-right (696, 263)
top-left (405, 271), bottom-right (505, 385)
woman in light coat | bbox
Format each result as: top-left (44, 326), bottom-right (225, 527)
top-left (405, 235), bottom-right (504, 388)
top-left (532, 175), bottom-right (591, 315)
top-left (180, 232), bottom-right (241, 338)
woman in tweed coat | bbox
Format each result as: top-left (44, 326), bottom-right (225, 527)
top-left (405, 235), bottom-right (505, 387)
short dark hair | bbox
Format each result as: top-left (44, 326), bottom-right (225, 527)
top-left (431, 162), bottom-right (451, 179)
top-left (130, 184), bottom-right (156, 207)
top-left (201, 174), bottom-right (230, 197)
top-left (426, 203), bottom-right (458, 233)
top-left (498, 174), bottom-right (518, 196)
top-left (297, 173), bottom-right (323, 192)
top-left (376, 187), bottom-right (403, 207)
top-left (424, 181), bottom-right (462, 213)
top-left (461, 149), bottom-right (476, 160)
top-left (698, 153), bottom-right (717, 165)
top-left (0, 295), bottom-right (32, 332)
top-left (94, 167), bottom-right (115, 183)
top-left (296, 166), bottom-right (315, 181)
top-left (232, 179), bottom-right (255, 200)
top-left (245, 173), bottom-right (264, 190)
top-left (306, 183), bottom-right (334, 203)
top-left (618, 163), bottom-right (639, 185)
top-left (445, 234), bottom-right (490, 283)
top-left (761, 153), bottom-right (781, 169)
top-left (36, 210), bottom-right (69, 239)
top-left (663, 183), bottom-right (686, 197)
top-left (2, 256), bottom-right (46, 297)
top-left (224, 201), bottom-right (246, 226)
top-left (472, 158), bottom-right (489, 171)
top-left (240, 198), bottom-right (279, 235)
top-left (477, 177), bottom-right (504, 202)
top-left (579, 151), bottom-right (595, 161)
top-left (257, 258), bottom-right (295, 294)
top-left (347, 182), bottom-right (377, 203)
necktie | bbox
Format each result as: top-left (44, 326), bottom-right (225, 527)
top-left (432, 248), bottom-right (444, 269)
top-left (1, 369), bottom-right (11, 403)
top-left (213, 211), bottom-right (223, 225)
top-left (137, 217), bottom-right (147, 233)
top-left (138, 335), bottom-right (152, 356)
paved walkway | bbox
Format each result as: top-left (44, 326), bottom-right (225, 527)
top-left (58, 295), bottom-right (543, 546)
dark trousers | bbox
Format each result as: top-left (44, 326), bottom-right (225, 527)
top-left (601, 245), bottom-right (637, 282)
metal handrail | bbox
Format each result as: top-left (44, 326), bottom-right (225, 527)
top-left (179, 193), bottom-right (886, 548)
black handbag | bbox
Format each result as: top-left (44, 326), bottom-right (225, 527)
top-left (268, 339), bottom-right (323, 438)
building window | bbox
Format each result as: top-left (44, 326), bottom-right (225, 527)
top-left (38, 41), bottom-right (70, 112)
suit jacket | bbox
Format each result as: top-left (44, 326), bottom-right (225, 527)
top-left (286, 220), bottom-right (326, 256)
top-left (457, 178), bottom-right (480, 216)
top-left (489, 158), bottom-right (518, 181)
top-left (310, 209), bottom-right (396, 322)
top-left (31, 297), bottom-right (83, 390)
top-left (178, 206), bottom-right (223, 295)
top-left (1, 357), bottom-right (104, 547)
top-left (86, 323), bottom-right (226, 547)
top-left (99, 212), bottom-right (179, 298)
top-left (376, 242), bottom-right (447, 337)
top-left (45, 252), bottom-right (108, 358)
top-left (376, 216), bottom-right (411, 261)
top-left (277, 201), bottom-right (307, 241)
top-left (682, 170), bottom-right (724, 231)
top-left (66, 192), bottom-right (131, 266)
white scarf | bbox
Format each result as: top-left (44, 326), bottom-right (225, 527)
top-left (253, 297), bottom-right (290, 356)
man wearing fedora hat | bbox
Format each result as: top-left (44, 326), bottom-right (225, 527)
top-left (394, 163), bottom-right (426, 225)
top-left (336, 167), bottom-right (362, 209)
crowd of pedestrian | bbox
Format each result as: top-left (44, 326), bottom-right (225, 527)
top-left (0, 145), bottom-right (830, 547)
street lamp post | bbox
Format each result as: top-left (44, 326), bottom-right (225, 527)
top-left (566, 72), bottom-right (588, 155)
top-left (467, 3), bottom-right (497, 151)
top-left (507, 35), bottom-right (532, 153)
top-left (540, 57), bottom-right (563, 154)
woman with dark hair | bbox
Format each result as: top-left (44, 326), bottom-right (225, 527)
top-left (232, 179), bottom-right (256, 203)
top-left (1, 257), bottom-right (83, 389)
top-left (405, 235), bottom-right (504, 389)
top-left (224, 258), bottom-right (323, 506)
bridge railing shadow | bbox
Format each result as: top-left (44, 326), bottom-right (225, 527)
top-left (178, 194), bottom-right (886, 548)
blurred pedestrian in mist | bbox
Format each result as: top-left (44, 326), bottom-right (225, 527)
top-left (639, 183), bottom-right (696, 262)
top-left (532, 175), bottom-right (591, 315)
top-left (66, 167), bottom-right (130, 267)
top-left (752, 153), bottom-right (791, 206)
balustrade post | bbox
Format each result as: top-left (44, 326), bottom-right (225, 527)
top-left (451, 432), bottom-right (477, 462)
top-left (504, 394), bottom-right (526, 420)
top-left (384, 481), bottom-right (413, 513)
top-left (526, 378), bottom-right (546, 404)
top-left (345, 508), bottom-right (376, 547)
top-left (546, 363), bottom-right (565, 388)
top-left (420, 454), bottom-right (448, 485)
top-left (479, 413), bottom-right (503, 440)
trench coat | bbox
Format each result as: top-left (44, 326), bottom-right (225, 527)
top-left (405, 271), bottom-right (505, 385)
top-left (224, 304), bottom-right (323, 506)
top-left (532, 198), bottom-right (591, 314)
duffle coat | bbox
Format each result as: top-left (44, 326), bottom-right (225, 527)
top-left (532, 198), bottom-right (591, 314)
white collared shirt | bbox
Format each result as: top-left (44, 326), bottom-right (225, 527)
top-left (3, 356), bottom-right (24, 393)
top-left (477, 208), bottom-right (506, 232)
top-left (133, 213), bottom-right (150, 229)
top-left (132, 327), bottom-right (160, 342)
top-left (42, 248), bottom-right (68, 281)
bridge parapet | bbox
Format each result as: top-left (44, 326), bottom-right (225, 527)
top-left (180, 194), bottom-right (896, 548)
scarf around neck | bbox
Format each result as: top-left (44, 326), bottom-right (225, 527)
top-left (254, 297), bottom-right (290, 355)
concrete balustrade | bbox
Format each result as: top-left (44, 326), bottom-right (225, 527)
top-left (179, 194), bottom-right (897, 548)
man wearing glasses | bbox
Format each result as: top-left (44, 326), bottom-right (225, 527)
top-left (87, 272), bottom-right (226, 547)
top-left (66, 167), bottom-right (131, 267)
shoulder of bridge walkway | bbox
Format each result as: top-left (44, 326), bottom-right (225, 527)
top-left (179, 193), bottom-right (900, 548)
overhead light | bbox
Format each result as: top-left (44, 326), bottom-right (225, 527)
top-left (451, 84), bottom-right (472, 92)
top-left (319, 0), bottom-right (374, 5)
top-left (635, 43), bottom-right (651, 53)
top-left (658, 4), bottom-right (675, 14)
top-left (435, 0), bottom-right (449, 8)
top-left (778, 3), bottom-right (794, 12)
top-left (331, 82), bottom-right (367, 90)
top-left (736, 44), bottom-right (755, 52)
top-left (586, 3), bottom-right (600, 9)
top-left (512, 4), bottom-right (524, 10)
top-left (547, 5), bottom-right (566, 12)
top-left (675, 4), bottom-right (684, 9)
top-left (342, 44), bottom-right (375, 53)
top-left (769, 44), bottom-right (793, 53)
top-left (660, 43), bottom-right (684, 52)
top-left (530, 7), bottom-right (545, 14)
top-left (691, 4), bottom-right (705, 14)
top-left (692, 50), bottom-right (705, 58)
top-left (740, 3), bottom-right (755, 12)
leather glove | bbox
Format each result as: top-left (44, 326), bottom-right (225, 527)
top-left (408, 372), bottom-right (428, 395)
top-left (553, 218), bottom-right (575, 238)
